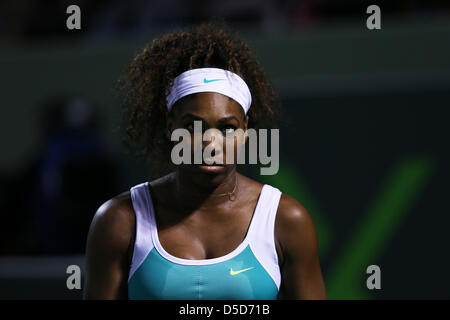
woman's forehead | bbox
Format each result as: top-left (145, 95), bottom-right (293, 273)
top-left (171, 92), bottom-right (244, 120)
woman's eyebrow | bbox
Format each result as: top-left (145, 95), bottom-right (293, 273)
top-left (217, 116), bottom-right (239, 124)
top-left (181, 113), bottom-right (204, 121)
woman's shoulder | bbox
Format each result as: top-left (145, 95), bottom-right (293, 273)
top-left (274, 192), bottom-right (319, 256)
top-left (248, 178), bottom-right (314, 231)
top-left (276, 193), bottom-right (312, 225)
top-left (84, 191), bottom-right (137, 287)
top-left (96, 191), bottom-right (134, 219)
top-left (91, 172), bottom-right (176, 235)
top-left (88, 191), bottom-right (135, 243)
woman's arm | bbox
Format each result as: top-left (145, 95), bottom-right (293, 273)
top-left (83, 194), bottom-right (135, 299)
top-left (276, 194), bottom-right (327, 300)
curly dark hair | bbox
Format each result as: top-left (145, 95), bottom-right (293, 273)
top-left (118, 20), bottom-right (281, 178)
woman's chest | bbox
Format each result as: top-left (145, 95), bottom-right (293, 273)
top-left (155, 206), bottom-right (254, 260)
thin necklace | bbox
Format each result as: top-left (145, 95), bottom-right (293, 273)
top-left (176, 175), bottom-right (238, 201)
top-left (211, 176), bottom-right (238, 201)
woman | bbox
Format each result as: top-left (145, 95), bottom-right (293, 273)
top-left (83, 22), bottom-right (326, 300)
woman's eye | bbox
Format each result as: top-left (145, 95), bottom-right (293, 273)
top-left (186, 123), bottom-right (194, 131)
top-left (223, 126), bottom-right (236, 135)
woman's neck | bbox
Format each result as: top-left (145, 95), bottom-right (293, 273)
top-left (174, 168), bottom-right (239, 208)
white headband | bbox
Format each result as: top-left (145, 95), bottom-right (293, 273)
top-left (166, 68), bottom-right (252, 114)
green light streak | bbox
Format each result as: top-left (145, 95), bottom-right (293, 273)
top-left (326, 155), bottom-right (435, 299)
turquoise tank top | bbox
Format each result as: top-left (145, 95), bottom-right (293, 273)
top-left (127, 182), bottom-right (282, 300)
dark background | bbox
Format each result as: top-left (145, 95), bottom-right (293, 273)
top-left (0, 0), bottom-right (449, 299)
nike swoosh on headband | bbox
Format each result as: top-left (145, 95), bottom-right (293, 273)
top-left (203, 78), bottom-right (225, 83)
top-left (167, 68), bottom-right (252, 114)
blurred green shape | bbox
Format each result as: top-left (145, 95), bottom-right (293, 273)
top-left (326, 155), bottom-right (435, 300)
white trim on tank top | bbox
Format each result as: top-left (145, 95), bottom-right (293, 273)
top-left (128, 182), bottom-right (155, 282)
top-left (128, 181), bottom-right (282, 289)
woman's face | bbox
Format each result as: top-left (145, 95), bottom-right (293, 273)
top-left (168, 92), bottom-right (248, 180)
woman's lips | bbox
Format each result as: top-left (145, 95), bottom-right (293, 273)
top-left (196, 164), bottom-right (227, 173)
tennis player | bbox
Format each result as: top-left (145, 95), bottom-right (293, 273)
top-left (83, 22), bottom-right (326, 300)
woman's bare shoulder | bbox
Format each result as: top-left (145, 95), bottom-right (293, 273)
top-left (84, 191), bottom-right (136, 299)
top-left (96, 191), bottom-right (134, 224)
top-left (87, 191), bottom-right (135, 252)
top-left (275, 193), bottom-right (319, 260)
top-left (276, 193), bottom-right (316, 235)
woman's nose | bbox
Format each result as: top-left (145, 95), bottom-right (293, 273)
top-left (202, 130), bottom-right (223, 155)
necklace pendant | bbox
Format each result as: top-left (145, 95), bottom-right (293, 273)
top-left (229, 193), bottom-right (236, 201)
